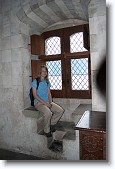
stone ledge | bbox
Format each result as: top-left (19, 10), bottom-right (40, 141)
top-left (22, 106), bottom-right (43, 119)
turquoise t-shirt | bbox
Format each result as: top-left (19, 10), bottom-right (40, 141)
top-left (32, 79), bottom-right (51, 103)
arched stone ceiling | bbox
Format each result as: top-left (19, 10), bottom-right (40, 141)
top-left (17, 0), bottom-right (91, 34)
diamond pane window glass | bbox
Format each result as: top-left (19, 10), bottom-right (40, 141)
top-left (46, 60), bottom-right (62, 90)
top-left (45, 37), bottom-right (61, 55)
top-left (70, 32), bottom-right (88, 53)
top-left (71, 58), bottom-right (89, 90)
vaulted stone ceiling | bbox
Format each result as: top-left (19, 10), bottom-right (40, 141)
top-left (17, 0), bottom-right (91, 34)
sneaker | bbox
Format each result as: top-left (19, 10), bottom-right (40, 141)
top-left (43, 131), bottom-right (52, 137)
top-left (50, 125), bottom-right (56, 132)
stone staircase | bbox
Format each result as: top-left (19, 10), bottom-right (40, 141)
top-left (38, 121), bottom-right (76, 152)
top-left (22, 106), bottom-right (77, 158)
top-left (22, 104), bottom-right (91, 160)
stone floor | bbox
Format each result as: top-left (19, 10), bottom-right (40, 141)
top-left (0, 149), bottom-right (47, 160)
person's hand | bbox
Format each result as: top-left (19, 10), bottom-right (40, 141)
top-left (49, 102), bottom-right (52, 108)
top-left (44, 102), bottom-right (52, 108)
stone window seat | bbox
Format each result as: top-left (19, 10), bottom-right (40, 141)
top-left (22, 106), bottom-right (44, 133)
top-left (22, 106), bottom-right (43, 119)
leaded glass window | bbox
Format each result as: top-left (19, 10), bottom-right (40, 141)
top-left (71, 58), bottom-right (89, 90)
top-left (45, 37), bottom-right (61, 55)
top-left (70, 32), bottom-right (88, 53)
top-left (46, 60), bottom-right (62, 90)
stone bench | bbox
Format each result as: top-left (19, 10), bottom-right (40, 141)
top-left (22, 106), bottom-right (43, 119)
top-left (71, 104), bottom-right (92, 125)
top-left (22, 106), bottom-right (78, 154)
top-left (22, 106), bottom-right (44, 133)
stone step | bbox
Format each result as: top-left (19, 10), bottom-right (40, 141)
top-left (38, 130), bottom-right (64, 153)
top-left (32, 134), bottom-right (65, 159)
top-left (38, 121), bottom-right (76, 140)
top-left (54, 121), bottom-right (75, 131)
top-left (63, 137), bottom-right (79, 160)
top-left (38, 121), bottom-right (76, 153)
top-left (22, 107), bottom-right (77, 156)
top-left (53, 130), bottom-right (67, 141)
top-left (63, 130), bottom-right (76, 140)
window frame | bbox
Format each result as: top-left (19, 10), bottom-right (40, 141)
top-left (64, 53), bottom-right (91, 99)
top-left (38, 24), bottom-right (91, 99)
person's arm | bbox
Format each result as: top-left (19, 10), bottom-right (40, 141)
top-left (32, 88), bottom-right (51, 107)
top-left (48, 88), bottom-right (52, 103)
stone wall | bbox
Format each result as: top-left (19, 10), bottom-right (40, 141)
top-left (88, 0), bottom-right (106, 111)
top-left (0, 0), bottom-right (31, 150)
top-left (53, 98), bottom-right (91, 122)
